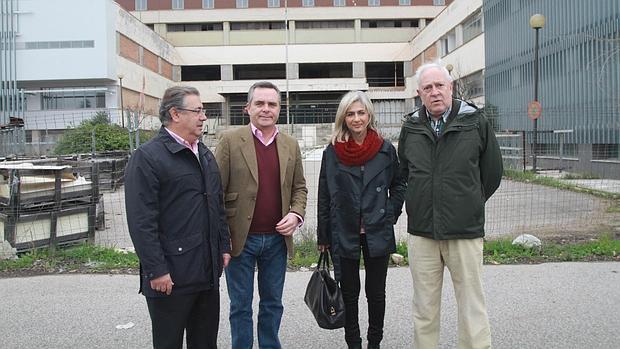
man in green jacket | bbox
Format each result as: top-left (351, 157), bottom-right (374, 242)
top-left (398, 62), bottom-right (503, 349)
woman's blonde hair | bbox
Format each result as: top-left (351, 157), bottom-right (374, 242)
top-left (331, 90), bottom-right (379, 144)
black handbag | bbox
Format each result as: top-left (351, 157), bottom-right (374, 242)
top-left (304, 251), bottom-right (346, 329)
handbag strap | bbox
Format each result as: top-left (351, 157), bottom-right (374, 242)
top-left (316, 251), bottom-right (331, 272)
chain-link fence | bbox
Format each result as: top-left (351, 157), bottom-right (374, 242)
top-left (0, 108), bottom-right (618, 252)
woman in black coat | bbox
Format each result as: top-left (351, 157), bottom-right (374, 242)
top-left (317, 91), bottom-right (405, 349)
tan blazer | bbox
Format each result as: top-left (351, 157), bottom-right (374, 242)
top-left (215, 125), bottom-right (308, 257)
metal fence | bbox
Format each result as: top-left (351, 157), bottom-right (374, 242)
top-left (0, 106), bottom-right (618, 253)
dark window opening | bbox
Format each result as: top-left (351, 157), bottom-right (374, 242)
top-left (296, 20), bottom-right (354, 29)
top-left (230, 22), bottom-right (285, 30)
top-left (233, 64), bottom-right (286, 80)
top-left (361, 19), bottom-right (419, 28)
top-left (299, 63), bottom-right (353, 79)
top-left (167, 23), bottom-right (223, 32)
top-left (226, 91), bottom-right (346, 125)
top-left (366, 62), bottom-right (404, 87)
top-left (592, 144), bottom-right (619, 160)
top-left (181, 65), bottom-right (221, 81)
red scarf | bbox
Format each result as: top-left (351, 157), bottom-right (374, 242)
top-left (334, 129), bottom-right (383, 166)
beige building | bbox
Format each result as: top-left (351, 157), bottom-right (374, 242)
top-left (115, 0), bottom-right (453, 127)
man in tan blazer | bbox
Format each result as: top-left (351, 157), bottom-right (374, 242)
top-left (215, 81), bottom-right (307, 349)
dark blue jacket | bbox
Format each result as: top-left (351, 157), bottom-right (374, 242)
top-left (317, 139), bottom-right (405, 280)
top-left (125, 128), bottom-right (231, 297)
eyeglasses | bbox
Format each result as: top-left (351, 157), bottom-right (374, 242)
top-left (177, 107), bottom-right (206, 115)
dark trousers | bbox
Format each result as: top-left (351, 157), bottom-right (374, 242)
top-left (339, 234), bottom-right (390, 347)
top-left (145, 288), bottom-right (220, 349)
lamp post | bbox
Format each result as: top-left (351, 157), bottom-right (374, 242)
top-left (529, 14), bottom-right (545, 172)
top-left (284, 0), bottom-right (291, 134)
top-left (117, 73), bottom-right (125, 128)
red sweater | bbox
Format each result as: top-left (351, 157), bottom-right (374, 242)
top-left (249, 136), bottom-right (282, 233)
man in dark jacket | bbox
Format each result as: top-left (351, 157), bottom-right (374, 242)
top-left (398, 62), bottom-right (503, 349)
top-left (125, 86), bottom-right (231, 349)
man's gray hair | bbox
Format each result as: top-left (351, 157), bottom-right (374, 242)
top-left (159, 86), bottom-right (200, 126)
top-left (247, 81), bottom-right (281, 104)
top-left (415, 62), bottom-right (453, 86)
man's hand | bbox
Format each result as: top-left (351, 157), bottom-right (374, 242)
top-left (318, 244), bottom-right (329, 252)
top-left (150, 273), bottom-right (174, 295)
top-left (275, 213), bottom-right (300, 236)
top-left (223, 253), bottom-right (231, 268)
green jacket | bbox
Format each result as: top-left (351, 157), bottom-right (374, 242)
top-left (397, 99), bottom-right (503, 240)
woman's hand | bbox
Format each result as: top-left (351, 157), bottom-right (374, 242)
top-left (318, 244), bottom-right (330, 252)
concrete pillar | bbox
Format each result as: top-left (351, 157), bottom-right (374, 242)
top-left (288, 63), bottom-right (299, 79)
top-left (354, 19), bottom-right (361, 42)
top-left (223, 22), bottom-right (230, 45)
top-left (353, 62), bottom-right (365, 78)
top-left (221, 64), bottom-right (233, 81)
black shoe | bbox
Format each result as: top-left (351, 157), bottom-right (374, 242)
top-left (367, 342), bottom-right (380, 349)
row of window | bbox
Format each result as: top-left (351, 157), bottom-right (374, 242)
top-left (181, 62), bottom-right (405, 88)
top-left (439, 9), bottom-right (483, 57)
top-left (40, 88), bottom-right (106, 110)
top-left (134, 0), bottom-right (445, 11)
top-left (166, 20), bottom-right (423, 32)
top-left (11, 40), bottom-right (95, 50)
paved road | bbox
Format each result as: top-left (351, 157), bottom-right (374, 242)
top-left (1, 262), bottom-right (618, 348)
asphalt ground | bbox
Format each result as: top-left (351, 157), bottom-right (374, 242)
top-left (1, 262), bottom-right (618, 348)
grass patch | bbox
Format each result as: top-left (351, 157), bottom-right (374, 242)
top-left (0, 243), bottom-right (139, 276)
top-left (2, 234), bottom-right (618, 276)
top-left (562, 172), bottom-right (600, 180)
top-left (484, 233), bottom-right (619, 264)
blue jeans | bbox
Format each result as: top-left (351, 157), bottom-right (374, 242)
top-left (225, 233), bottom-right (287, 349)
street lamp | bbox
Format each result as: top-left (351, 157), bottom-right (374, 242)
top-left (117, 73), bottom-right (125, 128)
top-left (530, 14), bottom-right (545, 172)
top-left (445, 64), bottom-right (456, 97)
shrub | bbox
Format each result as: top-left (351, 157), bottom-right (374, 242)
top-left (54, 111), bottom-right (154, 155)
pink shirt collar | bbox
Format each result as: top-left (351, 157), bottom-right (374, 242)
top-left (165, 127), bottom-right (199, 155)
top-left (250, 123), bottom-right (279, 146)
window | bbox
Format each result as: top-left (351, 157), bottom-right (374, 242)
top-left (172, 0), bottom-right (183, 9)
top-left (230, 22), bottom-right (285, 30)
top-left (457, 70), bottom-right (484, 99)
top-left (299, 63), bottom-right (353, 79)
top-left (41, 88), bottom-right (106, 110)
top-left (439, 29), bottom-right (456, 56)
top-left (433, 0), bottom-right (445, 5)
top-left (399, 0), bottom-right (411, 5)
top-left (302, 0), bottom-right (315, 7)
top-left (268, 0), bottom-right (280, 7)
top-left (592, 144), bottom-right (619, 160)
top-left (462, 10), bottom-right (483, 43)
top-left (296, 20), bottom-right (354, 29)
top-left (365, 62), bottom-right (405, 87)
top-left (236, 0), bottom-right (248, 8)
top-left (202, 0), bottom-right (214, 9)
top-left (135, 0), bottom-right (147, 11)
top-left (362, 19), bottom-right (418, 28)
top-left (333, 0), bottom-right (346, 6)
top-left (368, 0), bottom-right (380, 6)
top-left (182, 65), bottom-right (221, 81)
top-left (168, 23), bottom-right (223, 32)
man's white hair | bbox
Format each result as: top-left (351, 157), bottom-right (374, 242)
top-left (415, 62), bottom-right (453, 85)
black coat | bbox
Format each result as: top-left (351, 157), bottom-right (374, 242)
top-left (125, 128), bottom-right (231, 297)
top-left (317, 139), bottom-right (405, 280)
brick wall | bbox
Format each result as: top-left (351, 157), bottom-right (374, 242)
top-left (119, 34), bottom-right (140, 63)
top-left (143, 48), bottom-right (159, 73)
